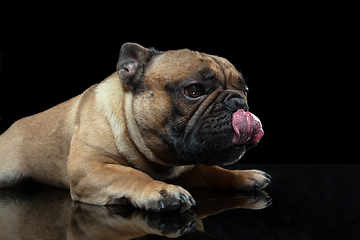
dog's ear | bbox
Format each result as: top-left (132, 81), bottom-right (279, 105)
top-left (117, 43), bottom-right (158, 90)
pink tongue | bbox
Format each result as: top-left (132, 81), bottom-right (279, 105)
top-left (231, 109), bottom-right (264, 145)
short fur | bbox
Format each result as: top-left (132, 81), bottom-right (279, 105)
top-left (0, 43), bottom-right (270, 211)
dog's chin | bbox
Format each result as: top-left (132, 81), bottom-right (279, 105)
top-left (176, 136), bottom-right (257, 166)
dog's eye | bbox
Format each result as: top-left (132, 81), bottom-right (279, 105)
top-left (185, 85), bottom-right (204, 98)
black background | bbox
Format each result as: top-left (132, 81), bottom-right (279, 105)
top-left (0, 3), bottom-right (359, 240)
top-left (0, 3), bottom-right (358, 160)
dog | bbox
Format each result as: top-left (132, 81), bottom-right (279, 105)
top-left (0, 43), bottom-right (270, 212)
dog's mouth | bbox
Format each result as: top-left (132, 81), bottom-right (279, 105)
top-left (177, 109), bottom-right (263, 166)
top-left (230, 109), bottom-right (264, 145)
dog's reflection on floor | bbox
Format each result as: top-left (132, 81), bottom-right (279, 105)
top-left (0, 187), bottom-right (271, 239)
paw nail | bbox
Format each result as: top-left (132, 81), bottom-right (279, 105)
top-left (189, 196), bottom-right (196, 206)
top-left (158, 200), bottom-right (165, 210)
top-left (180, 227), bottom-right (190, 235)
top-left (180, 193), bottom-right (187, 202)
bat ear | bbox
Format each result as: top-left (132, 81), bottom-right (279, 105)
top-left (117, 43), bottom-right (158, 89)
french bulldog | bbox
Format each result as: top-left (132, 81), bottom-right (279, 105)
top-left (0, 43), bottom-right (270, 212)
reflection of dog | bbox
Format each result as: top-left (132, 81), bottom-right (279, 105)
top-left (0, 43), bottom-right (270, 211)
top-left (0, 188), bottom-right (272, 239)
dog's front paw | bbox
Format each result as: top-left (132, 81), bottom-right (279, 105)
top-left (232, 169), bottom-right (271, 190)
top-left (132, 181), bottom-right (196, 212)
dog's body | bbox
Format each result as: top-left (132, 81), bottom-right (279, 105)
top-left (0, 43), bottom-right (270, 211)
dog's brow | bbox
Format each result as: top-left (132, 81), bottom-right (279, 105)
top-left (200, 67), bottom-right (216, 80)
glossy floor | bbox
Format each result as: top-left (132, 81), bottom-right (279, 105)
top-left (0, 164), bottom-right (359, 240)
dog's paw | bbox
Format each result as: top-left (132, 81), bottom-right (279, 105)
top-left (132, 181), bottom-right (196, 212)
top-left (232, 169), bottom-right (271, 190)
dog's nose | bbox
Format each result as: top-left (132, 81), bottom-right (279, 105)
top-left (225, 97), bottom-right (249, 112)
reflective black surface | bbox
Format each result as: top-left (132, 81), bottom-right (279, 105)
top-left (0, 164), bottom-right (358, 239)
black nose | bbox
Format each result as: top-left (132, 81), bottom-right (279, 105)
top-left (225, 97), bottom-right (249, 112)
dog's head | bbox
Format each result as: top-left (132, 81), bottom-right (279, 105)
top-left (117, 43), bottom-right (263, 166)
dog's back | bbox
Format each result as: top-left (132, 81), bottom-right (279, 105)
top-left (0, 95), bottom-right (81, 188)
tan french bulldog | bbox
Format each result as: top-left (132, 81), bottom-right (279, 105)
top-left (0, 43), bottom-right (270, 212)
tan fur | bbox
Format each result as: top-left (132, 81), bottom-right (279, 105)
top-left (0, 44), bottom-right (270, 211)
top-left (0, 94), bottom-right (80, 188)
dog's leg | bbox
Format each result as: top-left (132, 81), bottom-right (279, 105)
top-left (67, 149), bottom-right (195, 212)
top-left (171, 165), bottom-right (271, 190)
